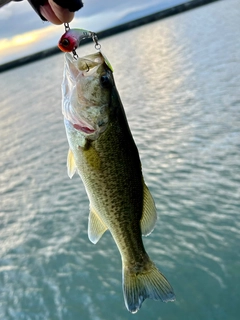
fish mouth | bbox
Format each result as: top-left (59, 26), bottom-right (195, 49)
top-left (62, 52), bottom-right (106, 135)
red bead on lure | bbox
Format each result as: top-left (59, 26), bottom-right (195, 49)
top-left (58, 28), bottom-right (94, 52)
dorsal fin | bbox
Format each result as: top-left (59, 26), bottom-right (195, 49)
top-left (67, 149), bottom-right (77, 178)
top-left (140, 183), bottom-right (157, 236)
top-left (88, 206), bottom-right (108, 244)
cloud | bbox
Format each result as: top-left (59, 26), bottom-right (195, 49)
top-left (0, 24), bottom-right (62, 63)
top-left (0, 7), bottom-right (119, 64)
top-left (0, 1), bottom-right (32, 20)
top-left (79, 0), bottom-right (161, 16)
top-left (71, 10), bottom-right (125, 31)
top-left (0, 2), bottom-right (47, 38)
top-left (0, 5), bottom-right (13, 20)
top-left (0, 0), bottom-right (184, 63)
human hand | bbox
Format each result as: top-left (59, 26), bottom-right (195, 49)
top-left (28, 0), bottom-right (83, 24)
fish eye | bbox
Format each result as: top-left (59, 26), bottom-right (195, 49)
top-left (61, 38), bottom-right (70, 47)
top-left (100, 74), bottom-right (111, 88)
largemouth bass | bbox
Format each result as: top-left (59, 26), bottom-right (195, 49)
top-left (62, 51), bottom-right (175, 313)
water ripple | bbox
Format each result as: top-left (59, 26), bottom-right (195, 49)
top-left (1, 1), bottom-right (240, 319)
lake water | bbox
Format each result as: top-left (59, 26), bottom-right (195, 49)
top-left (0, 0), bottom-right (240, 319)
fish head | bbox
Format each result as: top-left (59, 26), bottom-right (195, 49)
top-left (62, 52), bottom-right (114, 140)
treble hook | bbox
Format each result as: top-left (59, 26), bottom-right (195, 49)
top-left (72, 48), bottom-right (79, 60)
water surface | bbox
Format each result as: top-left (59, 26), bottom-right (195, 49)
top-left (0, 0), bottom-right (240, 319)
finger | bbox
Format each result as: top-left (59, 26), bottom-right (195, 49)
top-left (48, 0), bottom-right (74, 23)
top-left (40, 2), bottom-right (74, 24)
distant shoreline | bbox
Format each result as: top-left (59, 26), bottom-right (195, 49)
top-left (0, 0), bottom-right (220, 73)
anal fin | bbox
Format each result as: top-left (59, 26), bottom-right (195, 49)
top-left (140, 182), bottom-right (157, 236)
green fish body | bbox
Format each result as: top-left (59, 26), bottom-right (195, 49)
top-left (62, 52), bottom-right (175, 313)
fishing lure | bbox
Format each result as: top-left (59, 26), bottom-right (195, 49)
top-left (58, 23), bottom-right (100, 59)
top-left (58, 23), bottom-right (113, 71)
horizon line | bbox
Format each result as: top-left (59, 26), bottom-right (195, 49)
top-left (0, 0), bottom-right (220, 73)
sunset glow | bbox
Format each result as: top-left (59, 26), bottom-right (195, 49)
top-left (0, 25), bottom-right (62, 63)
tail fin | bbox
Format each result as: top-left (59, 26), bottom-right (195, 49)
top-left (123, 261), bottom-right (175, 313)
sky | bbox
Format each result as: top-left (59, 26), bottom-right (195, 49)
top-left (0, 0), bottom-right (188, 64)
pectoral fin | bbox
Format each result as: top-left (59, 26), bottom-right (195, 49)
top-left (67, 149), bottom-right (77, 178)
top-left (140, 183), bottom-right (157, 236)
top-left (88, 206), bottom-right (108, 244)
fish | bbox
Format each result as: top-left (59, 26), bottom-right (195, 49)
top-left (61, 51), bottom-right (175, 313)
